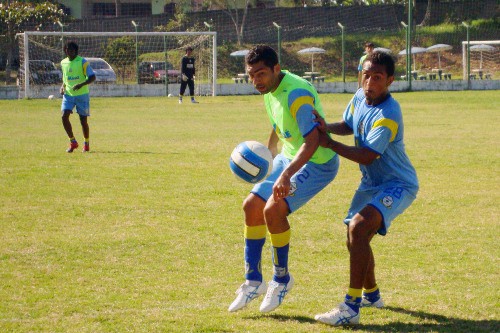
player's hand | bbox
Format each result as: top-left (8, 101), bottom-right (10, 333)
top-left (192, 75), bottom-right (195, 80)
top-left (312, 110), bottom-right (327, 132)
top-left (272, 174), bottom-right (291, 201)
top-left (182, 74), bottom-right (188, 82)
top-left (317, 129), bottom-right (332, 148)
top-left (60, 86), bottom-right (65, 95)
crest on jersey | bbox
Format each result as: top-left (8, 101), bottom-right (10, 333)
top-left (381, 195), bottom-right (393, 208)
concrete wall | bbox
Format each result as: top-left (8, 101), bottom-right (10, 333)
top-left (3, 80), bottom-right (499, 100)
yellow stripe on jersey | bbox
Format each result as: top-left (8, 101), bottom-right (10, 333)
top-left (372, 118), bottom-right (398, 142)
top-left (289, 95), bottom-right (314, 120)
top-left (349, 100), bottom-right (355, 115)
top-left (269, 229), bottom-right (291, 248)
top-left (244, 225), bottom-right (267, 240)
top-left (82, 61), bottom-right (89, 74)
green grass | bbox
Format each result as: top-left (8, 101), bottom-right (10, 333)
top-left (0, 91), bottom-right (499, 332)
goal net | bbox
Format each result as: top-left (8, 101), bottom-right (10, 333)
top-left (462, 40), bottom-right (499, 80)
top-left (17, 31), bottom-right (217, 99)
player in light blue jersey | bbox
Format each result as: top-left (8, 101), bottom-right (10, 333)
top-left (314, 51), bottom-right (418, 326)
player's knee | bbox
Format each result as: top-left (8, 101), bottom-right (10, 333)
top-left (242, 195), bottom-right (261, 215)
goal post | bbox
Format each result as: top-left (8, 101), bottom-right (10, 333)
top-left (17, 31), bottom-right (217, 99)
top-left (462, 40), bottom-right (499, 80)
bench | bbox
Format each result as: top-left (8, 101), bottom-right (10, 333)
top-left (418, 75), bottom-right (427, 80)
top-left (302, 75), bottom-right (312, 81)
top-left (427, 73), bottom-right (437, 80)
top-left (485, 73), bottom-right (492, 79)
top-left (469, 74), bottom-right (476, 80)
top-left (314, 76), bottom-right (326, 82)
top-left (443, 73), bottom-right (452, 80)
top-left (232, 77), bottom-right (244, 84)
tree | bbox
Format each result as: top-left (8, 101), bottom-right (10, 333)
top-left (419, 0), bottom-right (438, 26)
top-left (105, 36), bottom-right (137, 84)
top-left (211, 0), bottom-right (252, 45)
top-left (0, 1), bottom-right (65, 84)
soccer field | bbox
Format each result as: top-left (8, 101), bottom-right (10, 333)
top-left (0, 91), bottom-right (498, 332)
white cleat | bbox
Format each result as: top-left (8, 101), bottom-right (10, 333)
top-left (259, 275), bottom-right (294, 313)
top-left (228, 281), bottom-right (267, 312)
top-left (360, 295), bottom-right (384, 308)
top-left (315, 302), bottom-right (360, 326)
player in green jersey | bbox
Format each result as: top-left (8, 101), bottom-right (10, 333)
top-left (228, 45), bottom-right (339, 314)
top-left (60, 41), bottom-right (96, 153)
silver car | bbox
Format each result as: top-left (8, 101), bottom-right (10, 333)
top-left (85, 57), bottom-right (117, 83)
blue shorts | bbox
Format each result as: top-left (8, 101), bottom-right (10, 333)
top-left (251, 153), bottom-right (339, 214)
top-left (61, 94), bottom-right (90, 117)
top-left (344, 183), bottom-right (417, 235)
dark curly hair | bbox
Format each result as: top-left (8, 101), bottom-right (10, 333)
top-left (245, 45), bottom-right (279, 69)
top-left (366, 51), bottom-right (396, 77)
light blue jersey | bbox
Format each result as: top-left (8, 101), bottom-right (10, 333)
top-left (343, 89), bottom-right (419, 195)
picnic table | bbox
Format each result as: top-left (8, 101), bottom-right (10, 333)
top-left (303, 72), bottom-right (325, 82)
top-left (232, 73), bottom-right (249, 83)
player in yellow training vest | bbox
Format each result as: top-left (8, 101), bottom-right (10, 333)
top-left (60, 41), bottom-right (96, 153)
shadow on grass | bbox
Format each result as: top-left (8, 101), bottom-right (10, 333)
top-left (245, 306), bottom-right (499, 332)
top-left (358, 306), bottom-right (499, 333)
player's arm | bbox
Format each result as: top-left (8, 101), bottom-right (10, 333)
top-left (322, 137), bottom-right (378, 166)
top-left (60, 82), bottom-right (65, 95)
top-left (273, 127), bottom-right (319, 201)
top-left (312, 110), bottom-right (352, 136)
top-left (267, 129), bottom-right (279, 158)
top-left (73, 74), bottom-right (95, 90)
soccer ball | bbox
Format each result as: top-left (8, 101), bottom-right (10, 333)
top-left (229, 141), bottom-right (273, 184)
top-left (48, 94), bottom-right (55, 100)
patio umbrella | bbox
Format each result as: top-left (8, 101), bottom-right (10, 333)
top-left (398, 47), bottom-right (427, 71)
top-left (230, 49), bottom-right (250, 73)
top-left (297, 47), bottom-right (326, 72)
top-left (373, 47), bottom-right (392, 54)
top-left (426, 44), bottom-right (452, 70)
top-left (470, 44), bottom-right (495, 69)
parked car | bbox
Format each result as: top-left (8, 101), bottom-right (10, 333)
top-left (85, 57), bottom-right (117, 83)
top-left (138, 61), bottom-right (181, 84)
top-left (25, 60), bottom-right (62, 85)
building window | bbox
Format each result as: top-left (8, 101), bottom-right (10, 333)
top-left (122, 3), bottom-right (152, 16)
top-left (93, 3), bottom-right (115, 16)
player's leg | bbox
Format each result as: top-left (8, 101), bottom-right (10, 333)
top-left (79, 115), bottom-right (89, 152)
top-left (75, 95), bottom-right (90, 152)
top-left (260, 154), bottom-right (339, 313)
top-left (315, 204), bottom-right (380, 326)
top-left (316, 186), bottom-right (417, 326)
top-left (61, 95), bottom-right (78, 153)
top-left (179, 81), bottom-right (187, 103)
top-left (188, 79), bottom-right (197, 103)
top-left (228, 155), bottom-right (288, 312)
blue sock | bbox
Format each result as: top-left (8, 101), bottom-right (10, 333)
top-left (271, 244), bottom-right (290, 284)
top-left (244, 238), bottom-right (265, 282)
top-left (363, 287), bottom-right (381, 302)
top-left (345, 290), bottom-right (361, 313)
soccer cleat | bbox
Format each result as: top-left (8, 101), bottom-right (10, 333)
top-left (259, 274), bottom-right (294, 313)
top-left (82, 143), bottom-right (90, 153)
top-left (178, 99), bottom-right (182, 104)
top-left (66, 141), bottom-right (79, 153)
top-left (360, 295), bottom-right (384, 308)
top-left (315, 302), bottom-right (360, 326)
top-left (228, 281), bottom-right (267, 312)
top-left (191, 99), bottom-right (199, 103)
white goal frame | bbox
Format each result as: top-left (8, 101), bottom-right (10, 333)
top-left (462, 40), bottom-right (499, 80)
top-left (18, 31), bottom-right (217, 98)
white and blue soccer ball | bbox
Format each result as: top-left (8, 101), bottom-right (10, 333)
top-left (229, 141), bottom-right (273, 184)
